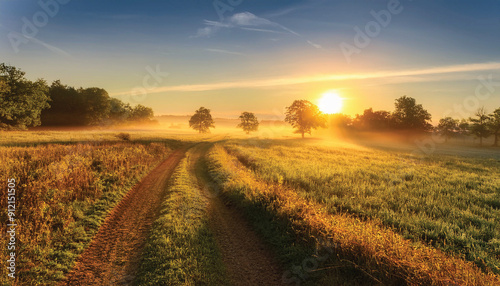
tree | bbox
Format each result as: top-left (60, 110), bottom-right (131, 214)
top-left (130, 104), bottom-right (154, 122)
top-left (189, 107), bottom-right (215, 133)
top-left (237, 112), bottom-right (259, 134)
top-left (488, 108), bottom-right (500, 146)
top-left (0, 63), bottom-right (50, 129)
top-left (437, 117), bottom-right (458, 142)
top-left (469, 107), bottom-right (491, 146)
top-left (80, 87), bottom-right (111, 125)
top-left (391, 96), bottom-right (432, 131)
top-left (108, 98), bottom-right (132, 124)
top-left (284, 100), bottom-right (326, 138)
top-left (457, 119), bottom-right (470, 142)
top-left (353, 108), bottom-right (391, 130)
top-left (41, 80), bottom-right (86, 126)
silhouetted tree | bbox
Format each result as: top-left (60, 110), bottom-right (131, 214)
top-left (285, 100), bottom-right (326, 138)
top-left (189, 107), bottom-right (215, 133)
top-left (489, 107), bottom-right (500, 146)
top-left (130, 104), bottom-right (154, 122)
top-left (41, 80), bottom-right (86, 126)
top-left (108, 98), bottom-right (132, 124)
top-left (0, 63), bottom-right (50, 129)
top-left (237, 112), bottom-right (259, 134)
top-left (354, 108), bottom-right (391, 130)
top-left (80, 87), bottom-right (111, 125)
top-left (329, 113), bottom-right (352, 129)
top-left (469, 107), bottom-right (491, 146)
top-left (437, 117), bottom-right (458, 142)
top-left (392, 96), bottom-right (432, 131)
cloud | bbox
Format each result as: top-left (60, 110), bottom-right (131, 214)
top-left (109, 62), bottom-right (500, 96)
top-left (6, 31), bottom-right (71, 58)
top-left (205, 48), bottom-right (245, 56)
top-left (192, 11), bottom-right (322, 49)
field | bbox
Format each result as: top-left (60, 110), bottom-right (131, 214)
top-left (1, 129), bottom-right (499, 285)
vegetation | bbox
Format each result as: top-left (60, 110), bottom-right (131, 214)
top-left (0, 141), bottom-right (173, 285)
top-left (41, 80), bottom-right (155, 126)
top-left (392, 96), bottom-right (432, 131)
top-left (189, 107), bottom-right (215, 133)
top-left (237, 112), bottom-right (259, 134)
top-left (207, 140), bottom-right (500, 285)
top-left (470, 107), bottom-right (491, 146)
top-left (285, 100), bottom-right (326, 138)
top-left (135, 147), bottom-right (228, 285)
top-left (0, 63), bottom-right (50, 130)
top-left (437, 117), bottom-right (459, 142)
top-left (489, 108), bottom-right (500, 146)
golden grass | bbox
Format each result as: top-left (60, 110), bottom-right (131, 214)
top-left (207, 144), bottom-right (500, 285)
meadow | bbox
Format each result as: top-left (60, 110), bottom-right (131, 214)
top-left (206, 138), bottom-right (500, 284)
top-left (0, 139), bottom-right (176, 285)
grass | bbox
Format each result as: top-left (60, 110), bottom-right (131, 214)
top-left (224, 139), bottom-right (500, 274)
top-left (135, 147), bottom-right (229, 286)
top-left (0, 141), bottom-right (174, 285)
top-left (206, 141), bottom-right (500, 285)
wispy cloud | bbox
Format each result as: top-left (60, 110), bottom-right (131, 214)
top-left (204, 48), bottom-right (245, 56)
top-left (192, 12), bottom-right (322, 49)
top-left (6, 31), bottom-right (71, 58)
top-left (110, 62), bottom-right (500, 95)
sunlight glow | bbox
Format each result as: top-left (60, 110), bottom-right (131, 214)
top-left (318, 91), bottom-right (343, 114)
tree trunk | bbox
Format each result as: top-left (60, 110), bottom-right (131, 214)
top-left (301, 132), bottom-right (304, 139)
top-left (480, 137), bottom-right (483, 146)
top-left (494, 134), bottom-right (499, 147)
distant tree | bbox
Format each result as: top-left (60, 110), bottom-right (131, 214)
top-left (41, 80), bottom-right (86, 126)
top-left (79, 87), bottom-right (111, 125)
top-left (237, 112), bottom-right (259, 134)
top-left (437, 117), bottom-right (459, 142)
top-left (391, 96), bottom-right (432, 131)
top-left (108, 98), bottom-right (132, 124)
top-left (285, 100), bottom-right (326, 138)
top-left (0, 63), bottom-right (50, 129)
top-left (469, 107), bottom-right (491, 146)
top-left (354, 108), bottom-right (391, 130)
top-left (329, 113), bottom-right (352, 129)
top-left (457, 119), bottom-right (470, 142)
top-left (488, 108), bottom-right (500, 146)
top-left (130, 104), bottom-right (154, 122)
top-left (189, 107), bottom-right (215, 133)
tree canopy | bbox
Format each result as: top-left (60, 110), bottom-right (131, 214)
top-left (285, 100), bottom-right (326, 138)
top-left (237, 112), bottom-right (259, 134)
top-left (189, 107), bottom-right (215, 133)
top-left (469, 107), bottom-right (491, 146)
top-left (392, 96), bottom-right (432, 131)
top-left (0, 63), bottom-right (50, 129)
top-left (437, 117), bottom-right (458, 142)
top-left (488, 108), bottom-right (500, 146)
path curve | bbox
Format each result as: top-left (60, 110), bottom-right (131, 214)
top-left (62, 149), bottom-right (186, 285)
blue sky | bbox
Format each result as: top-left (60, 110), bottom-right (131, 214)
top-left (1, 0), bottom-right (499, 120)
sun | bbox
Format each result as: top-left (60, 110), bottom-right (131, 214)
top-left (318, 91), bottom-right (343, 114)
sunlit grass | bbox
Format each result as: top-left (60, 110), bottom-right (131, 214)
top-left (207, 141), bottom-right (500, 285)
top-left (0, 142), bottom-right (174, 285)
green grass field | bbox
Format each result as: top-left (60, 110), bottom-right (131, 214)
top-left (221, 138), bottom-right (500, 274)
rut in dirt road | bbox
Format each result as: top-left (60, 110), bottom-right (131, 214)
top-left (62, 149), bottom-right (186, 286)
top-left (191, 143), bottom-right (286, 286)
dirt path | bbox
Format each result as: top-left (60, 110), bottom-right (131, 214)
top-left (62, 149), bottom-right (186, 286)
top-left (191, 143), bottom-right (285, 286)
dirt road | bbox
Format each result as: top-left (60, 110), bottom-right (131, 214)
top-left (190, 143), bottom-right (285, 286)
top-left (62, 149), bottom-right (186, 285)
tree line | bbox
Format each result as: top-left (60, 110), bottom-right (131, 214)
top-left (190, 96), bottom-right (500, 146)
top-left (0, 63), bottom-right (155, 129)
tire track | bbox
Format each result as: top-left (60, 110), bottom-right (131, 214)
top-left (191, 143), bottom-right (285, 286)
top-left (62, 148), bottom-right (186, 285)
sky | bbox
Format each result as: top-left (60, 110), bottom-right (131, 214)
top-left (1, 0), bottom-right (499, 121)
